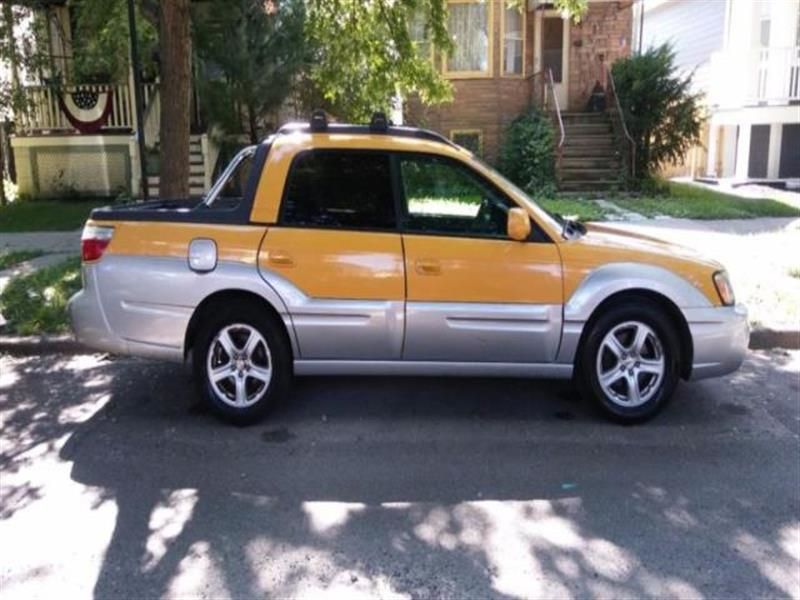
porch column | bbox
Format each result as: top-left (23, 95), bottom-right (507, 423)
top-left (734, 123), bottom-right (751, 181)
top-left (706, 123), bottom-right (720, 177)
top-left (767, 124), bottom-right (783, 179)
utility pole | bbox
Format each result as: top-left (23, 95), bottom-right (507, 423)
top-left (638, 0), bottom-right (645, 54)
top-left (127, 0), bottom-right (149, 201)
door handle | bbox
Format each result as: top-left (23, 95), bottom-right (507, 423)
top-left (268, 250), bottom-right (294, 267)
top-left (415, 258), bottom-right (441, 275)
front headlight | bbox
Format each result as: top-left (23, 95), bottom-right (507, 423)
top-left (713, 271), bottom-right (735, 306)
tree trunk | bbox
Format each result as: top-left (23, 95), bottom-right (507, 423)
top-left (157, 0), bottom-right (191, 199)
top-left (0, 123), bottom-right (6, 207)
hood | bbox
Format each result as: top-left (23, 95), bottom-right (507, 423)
top-left (580, 223), bottom-right (723, 271)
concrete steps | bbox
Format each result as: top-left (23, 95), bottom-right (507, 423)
top-left (146, 135), bottom-right (207, 197)
top-left (558, 112), bottom-right (623, 192)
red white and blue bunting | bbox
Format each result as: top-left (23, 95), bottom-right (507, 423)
top-left (57, 88), bottom-right (114, 133)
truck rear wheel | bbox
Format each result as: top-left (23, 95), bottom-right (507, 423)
top-left (193, 302), bottom-right (291, 425)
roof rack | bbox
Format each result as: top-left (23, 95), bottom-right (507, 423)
top-left (275, 109), bottom-right (457, 148)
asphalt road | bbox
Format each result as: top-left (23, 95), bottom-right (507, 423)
top-left (1, 350), bottom-right (799, 599)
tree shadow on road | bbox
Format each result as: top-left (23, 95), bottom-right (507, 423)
top-left (2, 351), bottom-right (798, 598)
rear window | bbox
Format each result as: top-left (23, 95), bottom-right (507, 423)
top-left (280, 150), bottom-right (395, 230)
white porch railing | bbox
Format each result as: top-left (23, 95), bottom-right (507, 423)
top-left (17, 82), bottom-right (159, 134)
top-left (709, 46), bottom-right (800, 108)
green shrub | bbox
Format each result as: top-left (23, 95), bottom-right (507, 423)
top-left (0, 257), bottom-right (81, 334)
top-left (497, 108), bottom-right (556, 198)
top-left (611, 44), bottom-right (703, 181)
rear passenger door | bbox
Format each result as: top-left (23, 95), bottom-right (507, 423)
top-left (396, 153), bottom-right (563, 363)
top-left (258, 150), bottom-right (405, 360)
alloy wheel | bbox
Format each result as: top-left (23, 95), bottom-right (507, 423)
top-left (595, 321), bottom-right (665, 408)
top-left (206, 323), bottom-right (273, 408)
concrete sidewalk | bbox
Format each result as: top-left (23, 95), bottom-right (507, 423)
top-left (0, 230), bottom-right (81, 254)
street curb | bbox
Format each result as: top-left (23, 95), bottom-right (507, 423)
top-left (0, 334), bottom-right (89, 356)
top-left (2, 328), bottom-right (799, 357)
top-left (749, 328), bottom-right (800, 350)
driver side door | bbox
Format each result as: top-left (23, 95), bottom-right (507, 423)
top-left (397, 153), bottom-right (563, 363)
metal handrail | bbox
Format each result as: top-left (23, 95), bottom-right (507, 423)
top-left (546, 68), bottom-right (565, 150)
top-left (606, 69), bottom-right (636, 179)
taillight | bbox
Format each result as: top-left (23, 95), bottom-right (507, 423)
top-left (81, 224), bottom-right (114, 262)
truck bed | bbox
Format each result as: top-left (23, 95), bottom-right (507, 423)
top-left (90, 197), bottom-right (250, 225)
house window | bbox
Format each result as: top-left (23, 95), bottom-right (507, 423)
top-left (502, 2), bottom-right (524, 76)
top-left (410, 12), bottom-right (433, 62)
top-left (450, 129), bottom-right (483, 155)
top-left (445, 1), bottom-right (492, 77)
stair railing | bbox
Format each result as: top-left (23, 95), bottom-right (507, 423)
top-left (606, 69), bottom-right (636, 180)
top-left (545, 68), bottom-right (566, 175)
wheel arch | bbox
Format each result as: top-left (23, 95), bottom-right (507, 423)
top-left (574, 288), bottom-right (694, 380)
top-left (183, 289), bottom-right (296, 361)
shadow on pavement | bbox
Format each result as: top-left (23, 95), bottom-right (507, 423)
top-left (1, 351), bottom-right (798, 598)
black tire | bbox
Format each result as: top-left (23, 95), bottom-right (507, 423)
top-left (577, 298), bottom-right (680, 424)
top-left (192, 300), bottom-right (292, 425)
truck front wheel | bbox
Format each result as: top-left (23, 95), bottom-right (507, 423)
top-left (578, 299), bottom-right (681, 423)
top-left (193, 302), bottom-right (291, 425)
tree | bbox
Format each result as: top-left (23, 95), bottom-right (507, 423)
top-left (611, 44), bottom-right (703, 180)
top-left (157, 0), bottom-right (191, 199)
top-left (69, 0), bottom-right (158, 83)
top-left (306, 0), bottom-right (588, 123)
top-left (193, 0), bottom-right (307, 143)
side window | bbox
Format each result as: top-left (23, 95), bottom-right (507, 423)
top-left (398, 154), bottom-right (514, 238)
top-left (280, 151), bottom-right (395, 230)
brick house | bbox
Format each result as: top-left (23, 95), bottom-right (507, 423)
top-left (406, 0), bottom-right (634, 166)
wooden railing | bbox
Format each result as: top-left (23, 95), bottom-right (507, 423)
top-left (710, 46), bottom-right (800, 107)
top-left (17, 82), bottom-right (159, 134)
top-left (606, 69), bottom-right (636, 180)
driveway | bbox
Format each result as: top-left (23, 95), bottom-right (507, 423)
top-left (1, 350), bottom-right (798, 599)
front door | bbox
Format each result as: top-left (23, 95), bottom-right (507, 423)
top-left (258, 149), bottom-right (405, 360)
top-left (396, 153), bottom-right (563, 363)
top-left (537, 12), bottom-right (570, 108)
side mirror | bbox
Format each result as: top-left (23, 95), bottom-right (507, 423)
top-left (507, 207), bottom-right (531, 241)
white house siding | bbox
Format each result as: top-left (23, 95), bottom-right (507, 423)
top-left (639, 0), bottom-right (726, 93)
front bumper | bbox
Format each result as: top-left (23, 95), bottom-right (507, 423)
top-left (684, 304), bottom-right (749, 381)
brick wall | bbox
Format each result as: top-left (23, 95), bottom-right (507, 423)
top-left (406, 0), bottom-right (634, 162)
top-left (406, 0), bottom-right (537, 163)
top-left (567, 1), bottom-right (634, 111)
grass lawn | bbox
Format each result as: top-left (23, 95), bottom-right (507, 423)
top-left (0, 249), bottom-right (44, 270)
top-left (537, 197), bottom-right (609, 222)
top-left (612, 182), bottom-right (800, 220)
top-left (0, 257), bottom-right (81, 335)
top-left (0, 199), bottom-right (113, 233)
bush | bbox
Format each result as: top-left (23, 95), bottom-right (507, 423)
top-left (497, 108), bottom-right (556, 198)
top-left (0, 257), bottom-right (81, 334)
top-left (611, 44), bottom-right (703, 180)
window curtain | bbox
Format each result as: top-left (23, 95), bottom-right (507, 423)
top-left (448, 2), bottom-right (489, 73)
top-left (503, 5), bottom-right (523, 75)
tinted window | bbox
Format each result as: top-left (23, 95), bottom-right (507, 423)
top-left (281, 151), bottom-right (395, 230)
top-left (399, 154), bottom-right (514, 238)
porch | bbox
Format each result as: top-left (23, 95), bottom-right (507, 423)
top-left (10, 82), bottom-right (216, 199)
top-left (709, 46), bottom-right (800, 108)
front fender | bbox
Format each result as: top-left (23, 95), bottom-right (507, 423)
top-left (556, 262), bottom-right (712, 364)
